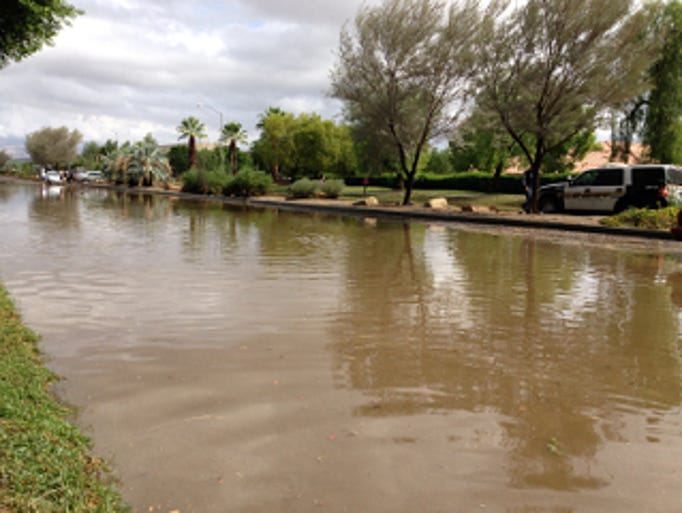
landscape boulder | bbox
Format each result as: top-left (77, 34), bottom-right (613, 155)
top-left (424, 197), bottom-right (449, 210)
top-left (354, 196), bottom-right (379, 206)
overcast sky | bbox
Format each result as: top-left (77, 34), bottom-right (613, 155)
top-left (1, 0), bottom-right (378, 158)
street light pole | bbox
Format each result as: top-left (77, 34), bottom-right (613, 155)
top-left (196, 103), bottom-right (223, 142)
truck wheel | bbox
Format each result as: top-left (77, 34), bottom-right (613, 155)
top-left (539, 197), bottom-right (559, 213)
top-left (613, 199), bottom-right (629, 213)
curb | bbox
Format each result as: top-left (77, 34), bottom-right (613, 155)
top-left (1, 176), bottom-right (674, 241)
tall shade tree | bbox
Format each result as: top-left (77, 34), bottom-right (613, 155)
top-left (253, 108), bottom-right (296, 180)
top-left (0, 0), bottom-right (81, 68)
top-left (0, 149), bottom-right (10, 170)
top-left (331, 0), bottom-right (487, 205)
top-left (176, 116), bottom-right (207, 170)
top-left (644, 0), bottom-right (682, 164)
top-left (220, 122), bottom-right (248, 175)
top-left (476, 0), bottom-right (662, 212)
top-left (25, 126), bottom-right (82, 168)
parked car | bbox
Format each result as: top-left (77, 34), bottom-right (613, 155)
top-left (72, 169), bottom-right (89, 182)
top-left (83, 171), bottom-right (105, 183)
top-left (44, 170), bottom-right (64, 185)
top-left (538, 164), bottom-right (682, 213)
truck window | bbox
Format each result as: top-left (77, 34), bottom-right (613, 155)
top-left (632, 167), bottom-right (664, 187)
top-left (592, 168), bottom-right (623, 186)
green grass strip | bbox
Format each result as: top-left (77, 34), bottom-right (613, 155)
top-left (0, 285), bottom-right (128, 513)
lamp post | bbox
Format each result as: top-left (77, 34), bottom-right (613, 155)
top-left (196, 102), bottom-right (223, 142)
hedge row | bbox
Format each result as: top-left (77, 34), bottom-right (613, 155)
top-left (344, 171), bottom-right (574, 193)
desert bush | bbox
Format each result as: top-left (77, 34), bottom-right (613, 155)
top-left (320, 179), bottom-right (345, 199)
top-left (600, 206), bottom-right (679, 230)
top-left (289, 177), bottom-right (318, 198)
top-left (224, 169), bottom-right (272, 197)
top-left (181, 168), bottom-right (229, 195)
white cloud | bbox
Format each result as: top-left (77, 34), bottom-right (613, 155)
top-left (0, 0), bottom-right (376, 156)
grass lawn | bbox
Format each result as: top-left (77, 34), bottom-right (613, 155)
top-left (271, 183), bottom-right (524, 212)
top-left (0, 285), bottom-right (127, 512)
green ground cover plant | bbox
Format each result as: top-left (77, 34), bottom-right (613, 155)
top-left (224, 168), bottom-right (272, 197)
top-left (0, 285), bottom-right (127, 513)
top-left (289, 178), bottom-right (318, 198)
top-left (181, 167), bottom-right (229, 195)
top-left (320, 179), bottom-right (344, 199)
top-left (600, 206), bottom-right (680, 230)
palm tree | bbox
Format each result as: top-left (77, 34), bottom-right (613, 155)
top-left (220, 121), bottom-right (248, 175)
top-left (177, 116), bottom-right (207, 170)
top-left (127, 134), bottom-right (171, 186)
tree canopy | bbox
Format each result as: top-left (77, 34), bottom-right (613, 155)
top-left (220, 122), bottom-right (248, 175)
top-left (331, 0), bottom-right (489, 205)
top-left (475, 0), bottom-right (662, 211)
top-left (25, 126), bottom-right (82, 167)
top-left (177, 116), bottom-right (207, 170)
top-left (0, 0), bottom-right (81, 69)
top-left (252, 108), bottom-right (355, 180)
top-left (644, 0), bottom-right (682, 163)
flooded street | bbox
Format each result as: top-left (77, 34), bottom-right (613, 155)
top-left (1, 181), bottom-right (681, 512)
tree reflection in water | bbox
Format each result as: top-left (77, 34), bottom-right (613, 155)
top-left (330, 221), bottom-right (682, 491)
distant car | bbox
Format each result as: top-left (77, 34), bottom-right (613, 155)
top-left (83, 171), bottom-right (105, 183)
top-left (538, 164), bottom-right (682, 213)
top-left (72, 169), bottom-right (89, 182)
top-left (44, 171), bottom-right (64, 185)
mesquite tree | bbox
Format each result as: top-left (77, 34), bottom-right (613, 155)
top-left (331, 0), bottom-right (489, 205)
top-left (476, 0), bottom-right (662, 212)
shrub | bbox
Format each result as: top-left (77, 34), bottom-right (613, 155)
top-left (320, 179), bottom-right (345, 199)
top-left (289, 177), bottom-right (318, 198)
top-left (181, 168), bottom-right (229, 195)
top-left (224, 169), bottom-right (273, 197)
top-left (600, 206), bottom-right (679, 230)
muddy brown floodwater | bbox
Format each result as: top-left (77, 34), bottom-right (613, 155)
top-left (1, 181), bottom-right (682, 513)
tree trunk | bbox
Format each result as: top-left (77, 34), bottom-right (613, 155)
top-left (230, 140), bottom-right (238, 175)
top-left (492, 160), bottom-right (504, 192)
top-left (189, 136), bottom-right (197, 170)
top-left (402, 171), bottom-right (416, 205)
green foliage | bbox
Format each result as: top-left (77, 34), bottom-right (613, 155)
top-left (25, 126), bottom-right (83, 167)
top-left (252, 107), bottom-right (296, 179)
top-left (644, 0), bottom-right (682, 164)
top-left (103, 133), bottom-right (170, 186)
top-left (252, 108), bottom-right (356, 180)
top-left (331, 0), bottom-right (485, 205)
top-left (76, 140), bottom-right (104, 170)
top-left (320, 179), bottom-right (345, 199)
top-left (196, 148), bottom-right (221, 172)
top-left (477, 0), bottom-right (662, 211)
top-left (0, 285), bottom-right (127, 512)
top-left (542, 130), bottom-right (597, 173)
top-left (289, 177), bottom-right (319, 198)
top-left (0, 149), bottom-right (10, 170)
top-left (0, 0), bottom-right (81, 68)
top-left (220, 122), bottom-right (248, 175)
top-left (423, 148), bottom-right (453, 175)
top-left (600, 206), bottom-right (679, 230)
top-left (451, 106), bottom-right (521, 174)
top-left (224, 169), bottom-right (272, 197)
top-left (181, 167), bottom-right (230, 195)
top-left (168, 145), bottom-right (190, 176)
top-left (177, 116), bottom-right (207, 170)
